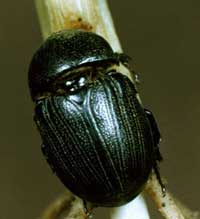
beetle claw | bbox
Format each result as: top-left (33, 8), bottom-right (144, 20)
top-left (83, 200), bottom-right (94, 219)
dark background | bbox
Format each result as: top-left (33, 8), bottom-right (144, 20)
top-left (0, 0), bottom-right (199, 218)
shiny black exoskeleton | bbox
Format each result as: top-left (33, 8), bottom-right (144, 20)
top-left (28, 29), bottom-right (164, 207)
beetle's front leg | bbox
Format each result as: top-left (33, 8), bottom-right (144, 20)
top-left (145, 109), bottom-right (166, 195)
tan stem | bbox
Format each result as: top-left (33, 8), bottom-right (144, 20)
top-left (40, 191), bottom-right (75, 219)
top-left (35, 0), bottom-right (132, 79)
top-left (35, 0), bottom-right (122, 52)
top-left (40, 190), bottom-right (94, 219)
top-left (145, 173), bottom-right (199, 219)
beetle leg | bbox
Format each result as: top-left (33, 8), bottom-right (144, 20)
top-left (83, 200), bottom-right (88, 214)
top-left (145, 109), bottom-right (163, 160)
top-left (83, 200), bottom-right (96, 219)
top-left (153, 161), bottom-right (166, 196)
top-left (145, 109), bottom-right (166, 195)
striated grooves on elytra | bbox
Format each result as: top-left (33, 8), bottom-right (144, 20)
top-left (49, 99), bottom-right (93, 184)
top-left (123, 76), bottom-right (147, 170)
top-left (51, 96), bottom-right (110, 189)
top-left (103, 77), bottom-right (130, 189)
top-left (123, 81), bottom-right (146, 172)
top-left (87, 80), bottom-right (124, 191)
top-left (107, 74), bottom-right (148, 184)
top-left (84, 87), bottom-right (119, 192)
top-left (107, 75), bottom-right (137, 185)
top-left (38, 100), bottom-right (77, 181)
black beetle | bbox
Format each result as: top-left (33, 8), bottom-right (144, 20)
top-left (28, 29), bottom-right (164, 207)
